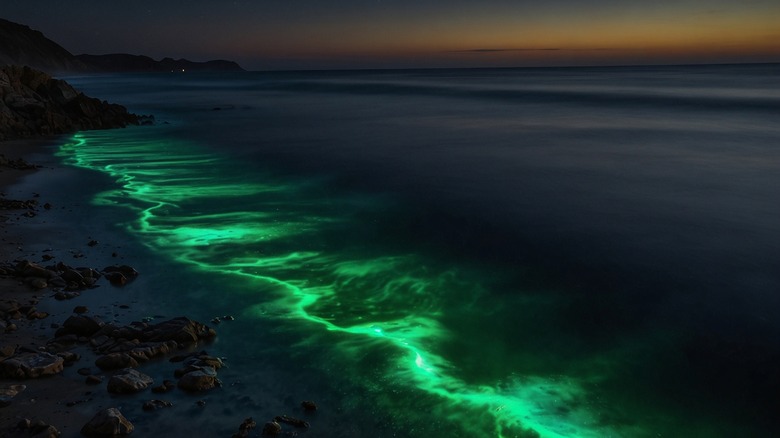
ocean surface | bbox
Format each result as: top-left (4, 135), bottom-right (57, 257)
top-left (31, 64), bottom-right (780, 436)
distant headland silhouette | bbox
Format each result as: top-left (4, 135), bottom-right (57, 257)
top-left (0, 18), bottom-right (244, 74)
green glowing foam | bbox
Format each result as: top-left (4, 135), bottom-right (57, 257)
top-left (58, 129), bottom-right (629, 437)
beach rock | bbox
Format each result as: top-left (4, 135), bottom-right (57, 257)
top-left (15, 261), bottom-right (54, 279)
top-left (56, 351), bottom-right (80, 365)
top-left (60, 269), bottom-right (83, 284)
top-left (177, 367), bottom-right (220, 392)
top-left (232, 417), bottom-right (257, 438)
top-left (0, 352), bottom-right (64, 378)
top-left (26, 309), bottom-right (49, 320)
top-left (151, 380), bottom-right (176, 394)
top-left (73, 306), bottom-right (88, 314)
top-left (16, 419), bottom-right (60, 438)
top-left (57, 314), bottom-right (104, 337)
top-left (142, 317), bottom-right (216, 345)
top-left (85, 375), bottom-right (103, 385)
top-left (95, 353), bottom-right (138, 370)
top-left (106, 368), bottom-right (153, 394)
top-left (102, 265), bottom-right (139, 280)
top-left (103, 272), bottom-right (127, 286)
top-left (0, 299), bottom-right (22, 319)
top-left (0, 384), bottom-right (26, 407)
top-left (54, 291), bottom-right (80, 300)
top-left (187, 354), bottom-right (224, 369)
top-left (142, 399), bottom-right (172, 411)
top-left (27, 277), bottom-right (48, 289)
top-left (275, 415), bottom-right (310, 429)
top-left (0, 345), bottom-right (16, 358)
top-left (301, 400), bottom-right (318, 411)
top-left (48, 277), bottom-right (66, 288)
top-left (81, 408), bottom-right (134, 436)
top-left (262, 421), bottom-right (282, 436)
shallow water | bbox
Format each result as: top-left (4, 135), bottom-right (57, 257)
top-left (48, 64), bottom-right (780, 437)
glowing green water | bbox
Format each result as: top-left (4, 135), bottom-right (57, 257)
top-left (58, 128), bottom-right (639, 437)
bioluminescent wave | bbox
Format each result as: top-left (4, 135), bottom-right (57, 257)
top-left (58, 128), bottom-right (630, 437)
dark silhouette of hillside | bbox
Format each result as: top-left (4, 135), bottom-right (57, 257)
top-left (76, 54), bottom-right (244, 72)
top-left (0, 18), bottom-right (89, 72)
top-left (0, 18), bottom-right (244, 74)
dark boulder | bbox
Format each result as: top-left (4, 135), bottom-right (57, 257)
top-left (177, 367), bottom-right (220, 392)
top-left (56, 314), bottom-right (104, 337)
top-left (107, 368), bottom-right (153, 394)
top-left (0, 352), bottom-right (64, 378)
top-left (141, 317), bottom-right (216, 345)
top-left (81, 408), bottom-right (133, 436)
top-left (142, 399), bottom-right (173, 411)
top-left (95, 353), bottom-right (139, 370)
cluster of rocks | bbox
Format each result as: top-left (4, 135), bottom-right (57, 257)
top-left (0, 259), bottom-right (138, 296)
top-left (0, 307), bottom-right (219, 435)
top-left (0, 154), bottom-right (37, 170)
top-left (0, 65), bottom-right (151, 141)
top-left (1, 313), bottom-right (216, 381)
top-left (81, 408), bottom-right (134, 437)
top-left (9, 418), bottom-right (60, 438)
top-left (0, 294), bottom-right (48, 333)
top-left (232, 401), bottom-right (317, 437)
top-left (0, 195), bottom-right (42, 224)
top-left (0, 188), bottom-right (45, 222)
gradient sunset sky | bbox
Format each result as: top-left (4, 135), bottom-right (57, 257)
top-left (5, 0), bottom-right (779, 70)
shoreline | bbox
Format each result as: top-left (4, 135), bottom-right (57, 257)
top-left (0, 139), bottom-right (249, 437)
top-left (0, 137), bottom-right (90, 436)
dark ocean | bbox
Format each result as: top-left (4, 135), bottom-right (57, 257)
top-left (31, 64), bottom-right (780, 437)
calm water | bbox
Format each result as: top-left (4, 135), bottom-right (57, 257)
top-left (50, 64), bottom-right (780, 437)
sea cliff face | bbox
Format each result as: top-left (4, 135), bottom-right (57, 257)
top-left (0, 65), bottom-right (141, 141)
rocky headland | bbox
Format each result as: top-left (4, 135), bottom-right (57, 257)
top-left (0, 65), bottom-right (146, 141)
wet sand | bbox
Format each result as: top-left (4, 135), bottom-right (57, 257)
top-left (0, 138), bottom-right (130, 437)
top-left (0, 137), bottom-right (89, 436)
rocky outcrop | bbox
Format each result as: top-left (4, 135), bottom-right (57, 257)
top-left (0, 65), bottom-right (143, 141)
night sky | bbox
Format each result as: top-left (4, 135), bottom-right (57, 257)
top-left (4, 0), bottom-right (779, 70)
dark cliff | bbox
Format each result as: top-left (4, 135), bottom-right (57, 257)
top-left (0, 65), bottom-right (142, 141)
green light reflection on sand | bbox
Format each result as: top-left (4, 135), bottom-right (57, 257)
top-left (58, 129), bottom-right (621, 438)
